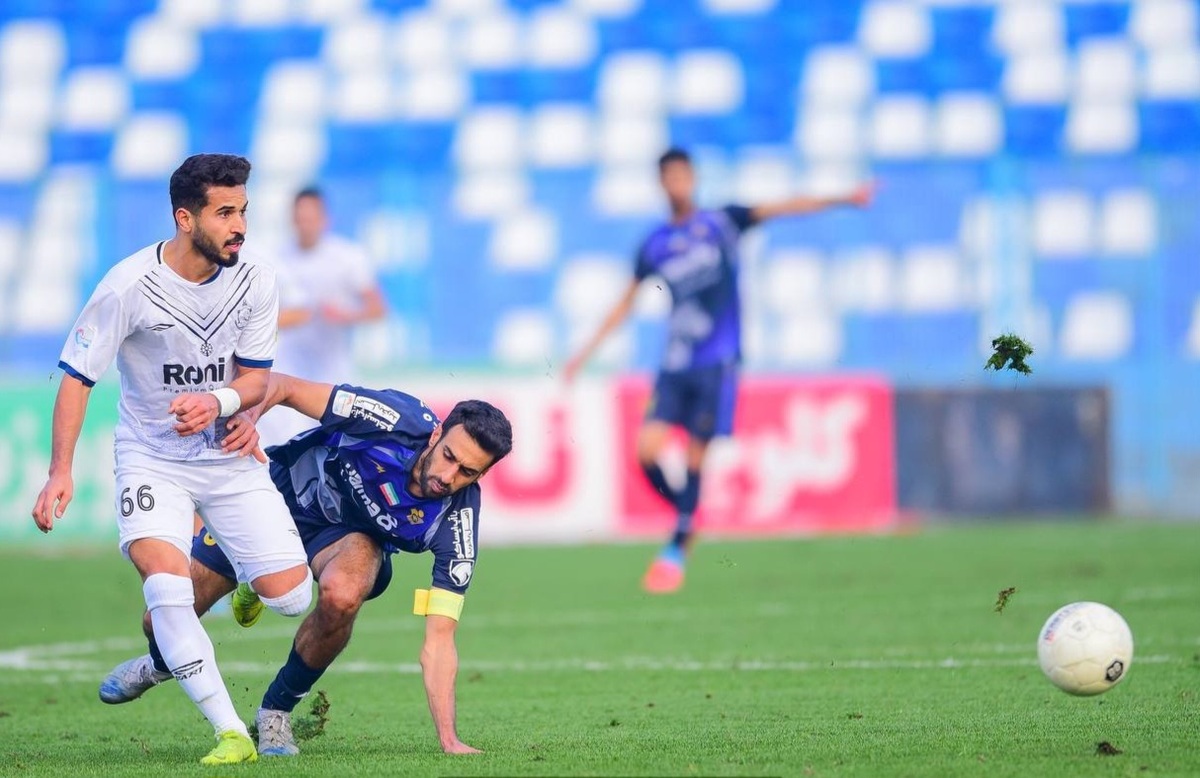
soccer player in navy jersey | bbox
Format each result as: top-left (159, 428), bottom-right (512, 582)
top-left (564, 148), bottom-right (872, 593)
top-left (99, 372), bottom-right (513, 757)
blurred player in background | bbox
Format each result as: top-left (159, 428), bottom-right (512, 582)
top-left (257, 187), bottom-right (387, 446)
top-left (565, 148), bottom-right (873, 594)
top-left (101, 371), bottom-right (513, 757)
top-left (31, 154), bottom-right (312, 765)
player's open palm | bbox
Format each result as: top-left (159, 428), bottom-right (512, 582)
top-left (32, 472), bottom-right (74, 533)
top-left (170, 392), bottom-right (220, 436)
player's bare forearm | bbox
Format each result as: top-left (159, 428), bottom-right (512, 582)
top-left (420, 616), bottom-right (479, 754)
top-left (564, 279), bottom-right (640, 381)
top-left (48, 375), bottom-right (91, 476)
top-left (750, 182), bottom-right (875, 222)
top-left (32, 374), bottom-right (92, 530)
top-left (229, 364), bottom-right (270, 410)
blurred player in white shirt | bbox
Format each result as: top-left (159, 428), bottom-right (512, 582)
top-left (30, 154), bottom-right (312, 766)
top-left (258, 187), bottom-right (387, 446)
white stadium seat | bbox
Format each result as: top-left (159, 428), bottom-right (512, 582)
top-left (0, 19), bottom-right (66, 79)
top-left (527, 104), bottom-right (595, 168)
top-left (1034, 190), bottom-right (1094, 257)
top-left (452, 171), bottom-right (530, 219)
top-left (0, 129), bottom-right (48, 182)
top-left (732, 148), bottom-right (796, 202)
top-left (802, 46), bottom-right (876, 107)
top-left (900, 244), bottom-right (968, 311)
top-left (0, 78), bottom-right (56, 130)
top-left (158, 0), bottom-right (224, 28)
top-left (460, 11), bottom-right (523, 70)
top-left (672, 50), bottom-right (745, 115)
top-left (592, 166), bottom-right (662, 216)
top-left (702, 0), bottom-right (777, 14)
top-left (870, 95), bottom-right (932, 159)
top-left (1142, 46), bottom-right (1200, 99)
top-left (777, 309), bottom-right (843, 366)
top-left (229, 0), bottom-right (293, 27)
top-left (1060, 291), bottom-right (1134, 360)
top-left (112, 113), bottom-right (188, 178)
top-left (797, 107), bottom-right (864, 161)
top-left (597, 51), bottom-right (670, 115)
top-left (401, 67), bottom-right (470, 121)
top-left (489, 208), bottom-right (559, 271)
top-left (260, 61), bottom-right (327, 123)
top-left (59, 67), bottom-right (130, 131)
top-left (330, 70), bottom-right (393, 122)
top-left (298, 0), bottom-right (369, 24)
top-left (1003, 51), bottom-right (1071, 104)
top-left (934, 93), bottom-right (1002, 157)
top-left (829, 246), bottom-right (896, 312)
top-left (528, 7), bottom-right (597, 69)
top-left (763, 250), bottom-right (827, 313)
top-left (859, 1), bottom-right (932, 59)
top-left (597, 115), bottom-right (668, 166)
top-left (992, 3), bottom-right (1065, 55)
top-left (1100, 189), bottom-right (1158, 257)
top-left (555, 254), bottom-right (630, 322)
top-left (392, 10), bottom-right (455, 69)
top-left (1129, 0), bottom-right (1198, 49)
top-left (1074, 38), bottom-right (1138, 100)
top-left (1065, 100), bottom-right (1138, 154)
top-left (453, 106), bottom-right (525, 170)
top-left (492, 309), bottom-right (556, 367)
top-left (568, 0), bottom-right (643, 18)
top-left (251, 123), bottom-right (326, 176)
top-left (124, 19), bottom-right (199, 80)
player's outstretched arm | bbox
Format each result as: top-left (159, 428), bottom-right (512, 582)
top-left (420, 613), bottom-right (481, 754)
top-left (749, 181), bottom-right (875, 223)
top-left (563, 278), bottom-right (641, 383)
top-left (32, 374), bottom-right (92, 532)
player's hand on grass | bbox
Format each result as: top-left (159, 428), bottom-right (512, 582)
top-left (222, 412), bottom-right (267, 463)
top-left (31, 471), bottom-right (74, 532)
top-left (441, 739), bottom-right (482, 755)
top-left (170, 392), bottom-right (220, 436)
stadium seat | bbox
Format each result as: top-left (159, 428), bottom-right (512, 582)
top-left (858, 0), bottom-right (931, 59)
top-left (488, 208), bottom-right (559, 271)
top-left (1060, 291), bottom-right (1134, 361)
top-left (1099, 188), bottom-right (1158, 257)
top-left (1139, 101), bottom-right (1200, 153)
top-left (1065, 101), bottom-right (1138, 155)
top-left (1005, 105), bottom-right (1066, 156)
top-left (1064, 1), bottom-right (1129, 45)
top-left (492, 307), bottom-right (557, 367)
top-left (1142, 46), bottom-right (1200, 100)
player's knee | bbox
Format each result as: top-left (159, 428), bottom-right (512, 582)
top-left (142, 573), bottom-right (194, 612)
top-left (317, 575), bottom-right (367, 622)
top-left (260, 568), bottom-right (314, 617)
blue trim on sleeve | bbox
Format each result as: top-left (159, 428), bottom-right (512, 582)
top-left (58, 361), bottom-right (96, 387)
top-left (234, 356), bottom-right (273, 369)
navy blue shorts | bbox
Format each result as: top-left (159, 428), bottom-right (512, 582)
top-left (192, 466), bottom-right (395, 602)
top-left (646, 363), bottom-right (739, 440)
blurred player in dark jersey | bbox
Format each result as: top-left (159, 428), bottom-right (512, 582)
top-left (565, 148), bottom-right (872, 593)
top-left (100, 372), bottom-right (512, 756)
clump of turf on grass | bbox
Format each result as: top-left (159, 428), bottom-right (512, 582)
top-left (292, 690), bottom-right (332, 741)
top-left (1096, 741), bottom-right (1123, 756)
top-left (994, 586), bottom-right (1017, 613)
top-left (986, 334), bottom-right (1034, 375)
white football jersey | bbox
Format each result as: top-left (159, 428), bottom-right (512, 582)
top-left (272, 233), bottom-right (377, 384)
top-left (59, 242), bottom-right (280, 461)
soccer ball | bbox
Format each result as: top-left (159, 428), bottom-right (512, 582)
top-left (1037, 601), bottom-right (1134, 696)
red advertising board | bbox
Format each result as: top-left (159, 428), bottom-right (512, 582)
top-left (616, 375), bottom-right (897, 535)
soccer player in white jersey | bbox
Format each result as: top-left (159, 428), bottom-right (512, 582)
top-left (30, 154), bottom-right (314, 766)
top-left (258, 187), bottom-right (387, 446)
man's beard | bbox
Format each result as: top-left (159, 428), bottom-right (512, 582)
top-left (412, 448), bottom-right (450, 499)
top-left (194, 227), bottom-right (243, 268)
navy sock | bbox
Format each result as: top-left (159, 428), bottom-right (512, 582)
top-left (261, 645), bottom-right (326, 713)
top-left (147, 633), bottom-right (169, 674)
top-left (641, 463), bottom-right (679, 509)
top-left (671, 469), bottom-right (702, 548)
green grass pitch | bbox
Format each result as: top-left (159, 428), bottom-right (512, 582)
top-left (1, 522), bottom-right (1197, 777)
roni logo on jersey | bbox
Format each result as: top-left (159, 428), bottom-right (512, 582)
top-left (162, 357), bottom-right (226, 386)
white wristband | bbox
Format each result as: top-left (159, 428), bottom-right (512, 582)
top-left (210, 387), bottom-right (242, 418)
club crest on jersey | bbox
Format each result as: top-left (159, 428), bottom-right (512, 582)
top-left (406, 507), bottom-right (424, 525)
top-left (234, 302), bottom-right (252, 329)
top-left (74, 325), bottom-right (95, 349)
top-left (448, 559), bottom-right (474, 587)
top-left (200, 341), bottom-right (213, 356)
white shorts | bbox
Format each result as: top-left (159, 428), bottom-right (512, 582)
top-left (114, 447), bottom-right (306, 583)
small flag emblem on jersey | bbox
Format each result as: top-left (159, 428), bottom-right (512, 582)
top-left (380, 483), bottom-right (400, 507)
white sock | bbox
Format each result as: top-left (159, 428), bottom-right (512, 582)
top-left (143, 573), bottom-right (248, 737)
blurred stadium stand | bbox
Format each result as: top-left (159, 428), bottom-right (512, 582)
top-left (0, 0), bottom-right (1198, 514)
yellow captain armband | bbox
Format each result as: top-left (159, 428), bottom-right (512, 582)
top-left (412, 588), bottom-right (465, 621)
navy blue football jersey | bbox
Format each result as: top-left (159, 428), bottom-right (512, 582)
top-left (267, 385), bottom-right (482, 594)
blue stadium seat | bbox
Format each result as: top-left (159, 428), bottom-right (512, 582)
top-left (326, 125), bottom-right (399, 173)
top-left (926, 53), bottom-right (1002, 92)
top-left (841, 311), bottom-right (980, 371)
top-left (65, 21), bottom-right (127, 66)
top-left (472, 70), bottom-right (524, 104)
top-left (1005, 106), bottom-right (1066, 156)
top-left (131, 79), bottom-right (187, 112)
top-left (1064, 2), bottom-right (1130, 45)
top-left (521, 68), bottom-right (597, 104)
top-left (1140, 102), bottom-right (1200, 154)
top-left (50, 130), bottom-right (113, 164)
top-left (931, 7), bottom-right (994, 54)
top-left (875, 59), bottom-right (930, 94)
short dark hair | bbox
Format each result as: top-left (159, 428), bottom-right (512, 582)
top-left (294, 186), bottom-right (324, 205)
top-left (658, 147), bottom-right (692, 171)
top-left (169, 154), bottom-right (252, 215)
top-left (443, 400), bottom-right (513, 465)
